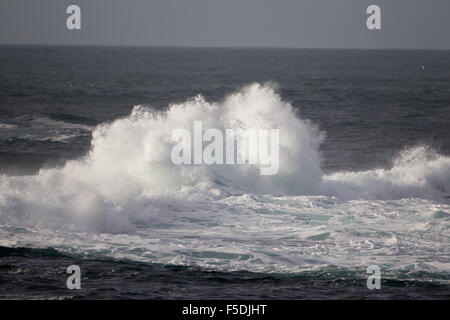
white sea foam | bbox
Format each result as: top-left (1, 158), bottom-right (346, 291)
top-left (323, 146), bottom-right (450, 200)
top-left (13, 114), bottom-right (94, 131)
top-left (0, 83), bottom-right (449, 276)
top-left (0, 123), bottom-right (17, 129)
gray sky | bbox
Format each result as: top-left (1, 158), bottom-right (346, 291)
top-left (1, 0), bottom-right (449, 49)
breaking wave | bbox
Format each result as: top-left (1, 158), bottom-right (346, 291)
top-left (0, 83), bottom-right (449, 235)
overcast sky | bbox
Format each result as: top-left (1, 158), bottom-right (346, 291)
top-left (0, 0), bottom-right (449, 49)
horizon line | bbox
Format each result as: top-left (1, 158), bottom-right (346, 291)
top-left (1, 42), bottom-right (450, 51)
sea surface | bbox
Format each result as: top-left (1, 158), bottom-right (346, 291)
top-left (0, 46), bottom-right (449, 299)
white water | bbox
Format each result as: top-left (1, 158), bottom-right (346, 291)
top-left (0, 115), bottom-right (94, 143)
top-left (0, 83), bottom-right (449, 277)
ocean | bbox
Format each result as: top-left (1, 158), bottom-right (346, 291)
top-left (0, 45), bottom-right (449, 299)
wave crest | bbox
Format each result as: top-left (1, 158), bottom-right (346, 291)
top-left (0, 83), bottom-right (449, 233)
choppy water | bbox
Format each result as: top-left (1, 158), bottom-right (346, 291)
top-left (0, 46), bottom-right (449, 299)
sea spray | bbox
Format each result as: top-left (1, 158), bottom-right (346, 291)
top-left (0, 83), bottom-right (449, 235)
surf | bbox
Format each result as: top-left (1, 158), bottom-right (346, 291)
top-left (0, 83), bottom-right (449, 235)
